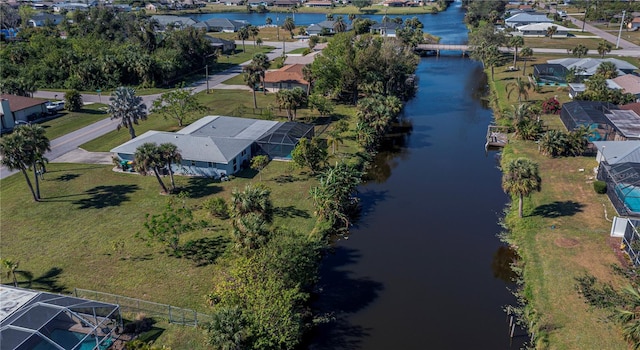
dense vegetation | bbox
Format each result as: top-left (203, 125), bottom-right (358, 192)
top-left (0, 6), bottom-right (216, 93)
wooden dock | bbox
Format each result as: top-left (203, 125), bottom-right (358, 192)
top-left (485, 125), bottom-right (509, 150)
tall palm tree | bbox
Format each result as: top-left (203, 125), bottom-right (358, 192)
top-left (0, 132), bottom-right (39, 201)
top-left (108, 86), bottom-right (147, 139)
top-left (326, 130), bottom-right (344, 154)
top-left (251, 53), bottom-right (270, 93)
top-left (572, 44), bottom-right (588, 58)
top-left (596, 61), bottom-right (618, 79)
top-left (243, 64), bottom-right (262, 109)
top-left (505, 77), bottom-right (532, 103)
top-left (520, 46), bottom-right (533, 76)
top-left (1, 258), bottom-right (20, 287)
top-left (15, 124), bottom-right (50, 201)
top-left (502, 157), bottom-right (542, 218)
top-left (283, 17), bottom-right (295, 39)
top-left (539, 129), bottom-right (568, 158)
top-left (237, 26), bottom-right (249, 52)
top-left (546, 25), bottom-right (558, 39)
top-left (333, 16), bottom-right (347, 33)
top-left (231, 184), bottom-right (273, 222)
top-left (134, 142), bottom-right (168, 194)
top-left (158, 143), bottom-right (182, 193)
top-left (597, 40), bottom-right (612, 58)
top-left (248, 25), bottom-right (260, 47)
top-left (508, 35), bottom-right (524, 67)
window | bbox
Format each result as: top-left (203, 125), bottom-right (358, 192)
top-left (190, 160), bottom-right (196, 166)
top-left (208, 162), bottom-right (216, 168)
top-left (242, 150), bottom-right (247, 156)
top-left (233, 158), bottom-right (237, 165)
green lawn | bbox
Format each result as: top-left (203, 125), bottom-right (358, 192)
top-left (39, 104), bottom-right (110, 140)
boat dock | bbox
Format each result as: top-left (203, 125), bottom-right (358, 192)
top-left (485, 125), bottom-right (509, 149)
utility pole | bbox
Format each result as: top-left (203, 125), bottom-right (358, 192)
top-left (205, 64), bottom-right (209, 94)
top-left (582, 0), bottom-right (589, 32)
top-left (617, 10), bottom-right (626, 49)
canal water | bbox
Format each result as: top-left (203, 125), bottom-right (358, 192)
top-left (306, 2), bottom-right (526, 349)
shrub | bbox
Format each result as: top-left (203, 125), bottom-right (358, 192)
top-left (542, 97), bottom-right (560, 114)
top-left (64, 90), bottom-right (83, 112)
top-left (593, 180), bottom-right (607, 194)
top-left (203, 197), bottom-right (230, 219)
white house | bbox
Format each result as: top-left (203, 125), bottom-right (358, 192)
top-left (0, 94), bottom-right (48, 133)
top-left (516, 23), bottom-right (571, 37)
top-left (504, 12), bottom-right (553, 28)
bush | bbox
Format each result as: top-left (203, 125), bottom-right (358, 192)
top-left (542, 97), bottom-right (560, 114)
top-left (203, 197), bottom-right (230, 219)
top-left (65, 90), bottom-right (83, 112)
top-left (593, 180), bottom-right (607, 194)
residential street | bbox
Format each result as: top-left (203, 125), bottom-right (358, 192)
top-left (0, 40), bottom-right (309, 180)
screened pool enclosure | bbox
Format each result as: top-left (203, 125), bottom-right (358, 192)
top-left (0, 286), bottom-right (121, 350)
top-left (598, 162), bottom-right (640, 217)
top-left (257, 122), bottom-right (315, 159)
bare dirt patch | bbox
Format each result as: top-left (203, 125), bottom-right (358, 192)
top-left (555, 236), bottom-right (580, 248)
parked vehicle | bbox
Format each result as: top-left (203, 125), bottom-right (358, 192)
top-left (45, 101), bottom-right (65, 114)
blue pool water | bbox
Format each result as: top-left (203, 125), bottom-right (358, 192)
top-left (33, 329), bottom-right (102, 350)
top-left (615, 184), bottom-right (640, 213)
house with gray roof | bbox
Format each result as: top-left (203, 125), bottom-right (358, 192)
top-left (206, 37), bottom-right (236, 53)
top-left (547, 57), bottom-right (638, 78)
top-left (504, 12), bottom-right (553, 28)
top-left (306, 20), bottom-right (352, 36)
top-left (193, 18), bottom-right (249, 32)
top-left (27, 13), bottom-right (64, 27)
top-left (516, 23), bottom-right (570, 37)
top-left (111, 116), bottom-right (314, 178)
top-left (370, 21), bottom-right (403, 37)
top-left (151, 15), bottom-right (198, 30)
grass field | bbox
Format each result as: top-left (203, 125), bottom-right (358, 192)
top-left (38, 104), bottom-right (110, 140)
top-left (487, 51), bottom-right (631, 348)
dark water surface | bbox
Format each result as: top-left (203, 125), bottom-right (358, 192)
top-left (305, 2), bottom-right (526, 349)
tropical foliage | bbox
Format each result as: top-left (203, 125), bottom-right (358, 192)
top-left (151, 84), bottom-right (206, 127)
top-left (108, 87), bottom-right (147, 139)
top-left (501, 157), bottom-right (542, 218)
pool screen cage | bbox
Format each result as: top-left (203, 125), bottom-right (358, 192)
top-left (256, 122), bottom-right (314, 159)
top-left (0, 286), bottom-right (121, 350)
top-left (619, 218), bottom-right (640, 266)
top-left (597, 161), bottom-right (640, 217)
top-left (533, 64), bottom-right (569, 84)
top-left (560, 101), bottom-right (618, 141)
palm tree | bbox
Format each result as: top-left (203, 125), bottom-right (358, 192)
top-left (206, 306), bottom-right (249, 350)
top-left (326, 13), bottom-right (334, 21)
top-left (108, 87), bottom-right (147, 139)
top-left (484, 45), bottom-right (502, 81)
top-left (283, 17), bottom-right (295, 39)
top-left (508, 35), bottom-right (524, 67)
top-left (505, 77), bottom-right (532, 103)
top-left (502, 157), bottom-right (542, 218)
top-left (0, 132), bottom-right (39, 201)
top-left (333, 16), bottom-right (347, 33)
top-left (265, 17), bottom-right (272, 26)
top-left (520, 46), bottom-right (533, 76)
top-left (15, 124), bottom-right (50, 201)
top-left (251, 53), bottom-right (270, 93)
top-left (539, 130), bottom-right (568, 158)
top-left (597, 40), bottom-right (612, 58)
top-left (615, 285), bottom-right (640, 349)
top-left (243, 64), bottom-right (262, 109)
top-left (1, 258), bottom-right (20, 287)
top-left (572, 44), bottom-right (588, 58)
top-left (134, 142), bottom-right (168, 194)
top-left (248, 25), bottom-right (260, 47)
top-left (231, 184), bottom-right (273, 221)
top-left (596, 61), bottom-right (618, 79)
top-left (237, 26), bottom-right (249, 52)
top-left (158, 143), bottom-right (182, 193)
top-left (326, 130), bottom-right (344, 154)
top-left (546, 25), bottom-right (558, 39)
top-left (275, 87), bottom-right (306, 121)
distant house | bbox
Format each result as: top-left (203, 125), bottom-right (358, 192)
top-left (547, 57), bottom-right (639, 79)
top-left (305, 0), bottom-right (333, 7)
top-left (516, 23), bottom-right (570, 37)
top-left (264, 64), bottom-right (309, 93)
top-left (0, 94), bottom-right (48, 132)
top-left (612, 74), bottom-right (640, 102)
top-left (110, 116), bottom-right (314, 177)
top-left (504, 12), bottom-right (553, 28)
top-left (193, 18), bottom-right (249, 32)
top-left (52, 2), bottom-right (91, 12)
top-left (370, 21), bottom-right (403, 37)
top-left (28, 13), bottom-right (64, 27)
top-left (628, 17), bottom-right (640, 30)
top-left (150, 15), bottom-right (197, 30)
top-left (383, 0), bottom-right (409, 6)
top-left (206, 37), bottom-right (236, 53)
top-left (145, 3), bottom-right (165, 12)
top-left (306, 20), bottom-right (352, 36)
top-left (568, 79), bottom-right (621, 99)
top-left (224, 0), bottom-right (245, 6)
top-left (560, 101), bottom-right (640, 141)
top-left (273, 0), bottom-right (299, 7)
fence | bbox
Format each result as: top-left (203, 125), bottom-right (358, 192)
top-left (622, 220), bottom-right (640, 266)
top-left (74, 288), bottom-right (213, 327)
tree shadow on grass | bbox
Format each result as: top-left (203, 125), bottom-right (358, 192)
top-left (179, 236), bottom-right (229, 266)
top-left (304, 246), bottom-right (383, 349)
top-left (180, 178), bottom-right (221, 199)
top-left (274, 205), bottom-right (311, 219)
top-left (18, 267), bottom-right (67, 293)
top-left (233, 168), bottom-right (258, 179)
top-left (531, 200), bottom-right (584, 218)
top-left (73, 184), bottom-right (139, 209)
top-left (52, 173), bottom-right (81, 182)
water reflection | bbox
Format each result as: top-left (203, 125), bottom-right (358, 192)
top-left (363, 119), bottom-right (413, 184)
top-left (491, 245), bottom-right (519, 283)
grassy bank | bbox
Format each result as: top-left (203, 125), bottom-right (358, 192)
top-left (487, 54), bottom-right (630, 348)
top-left (173, 3), bottom-right (440, 16)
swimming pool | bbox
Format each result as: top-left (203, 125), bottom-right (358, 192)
top-left (32, 329), bottom-right (105, 350)
top-left (615, 183), bottom-right (640, 214)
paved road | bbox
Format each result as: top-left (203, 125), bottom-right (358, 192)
top-left (0, 40), bottom-right (309, 180)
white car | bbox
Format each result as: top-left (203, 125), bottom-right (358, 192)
top-left (46, 101), bottom-right (65, 114)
